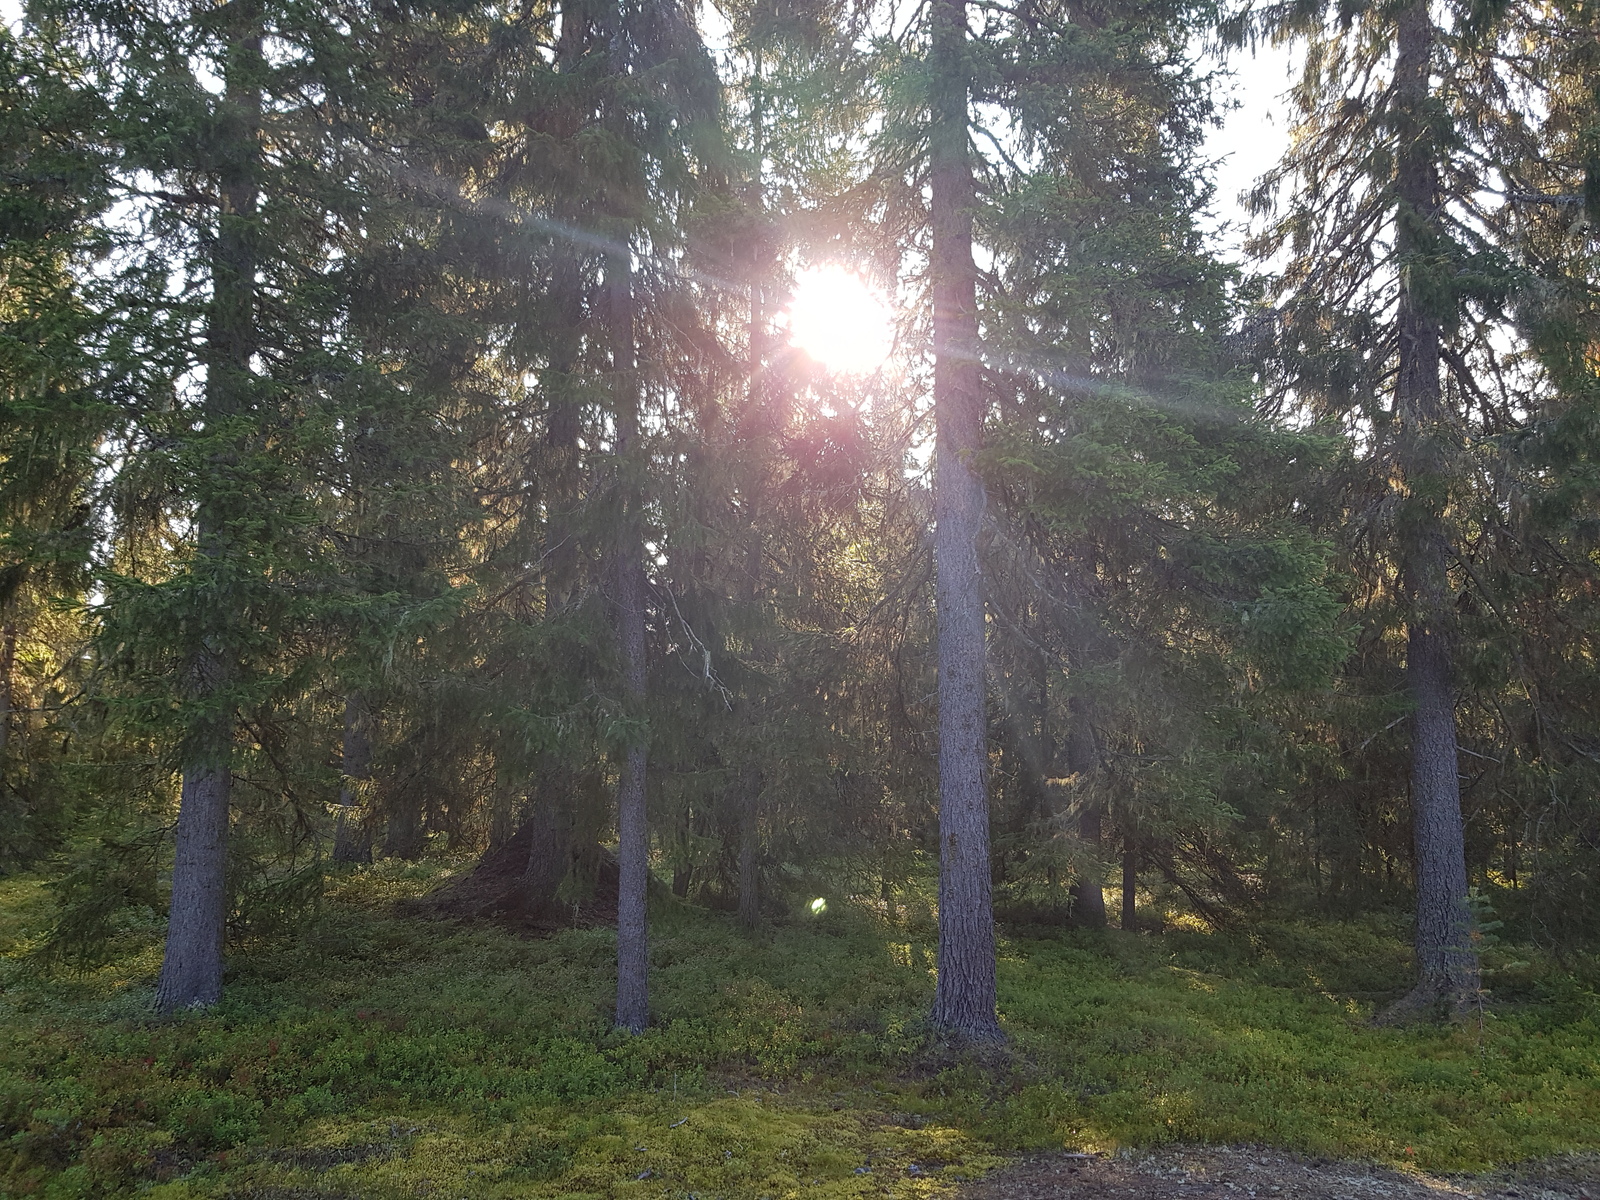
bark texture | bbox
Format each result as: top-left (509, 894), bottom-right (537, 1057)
top-left (1386, 0), bottom-right (1480, 1018)
top-left (333, 691), bottom-right (373, 864)
top-left (610, 249), bottom-right (650, 1035)
top-left (928, 0), bottom-right (1001, 1042)
top-left (156, 758), bottom-right (230, 1011)
top-left (156, 15), bottom-right (258, 1013)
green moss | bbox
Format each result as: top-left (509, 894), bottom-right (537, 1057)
top-left (2, 867), bottom-right (1598, 1197)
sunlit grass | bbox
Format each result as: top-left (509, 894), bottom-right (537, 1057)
top-left (2, 862), bottom-right (1598, 1197)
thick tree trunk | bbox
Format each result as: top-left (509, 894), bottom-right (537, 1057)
top-left (609, 249), bottom-right (651, 1035)
top-left (333, 691), bottom-right (374, 864)
top-left (157, 15), bottom-right (258, 1014)
top-left (928, 0), bottom-right (1001, 1042)
top-left (156, 751), bottom-right (230, 1012)
top-left (1385, 0), bottom-right (1480, 1019)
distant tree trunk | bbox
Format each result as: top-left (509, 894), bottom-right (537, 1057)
top-left (927, 0), bottom-right (1001, 1042)
top-left (736, 763), bottom-right (763, 930)
top-left (333, 691), bottom-right (374, 864)
top-left (523, 778), bottom-right (568, 915)
top-left (1121, 830), bottom-right (1137, 931)
top-left (733, 62), bottom-right (771, 935)
top-left (609, 248), bottom-right (650, 1035)
top-left (382, 795), bottom-right (426, 860)
top-left (1386, 0), bottom-right (1479, 1019)
top-left (1068, 702), bottom-right (1107, 929)
top-left (0, 616), bottom-right (15, 756)
top-left (156, 13), bottom-right (258, 1014)
top-left (489, 785), bottom-right (516, 850)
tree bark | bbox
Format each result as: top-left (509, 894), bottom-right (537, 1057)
top-left (609, 248), bottom-right (651, 1035)
top-left (156, 12), bottom-right (259, 1014)
top-left (333, 691), bottom-right (373, 864)
top-left (928, 0), bottom-right (1001, 1042)
top-left (1386, 0), bottom-right (1480, 1018)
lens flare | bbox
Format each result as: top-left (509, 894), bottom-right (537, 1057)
top-left (784, 265), bottom-right (894, 375)
top-left (809, 897), bottom-right (828, 916)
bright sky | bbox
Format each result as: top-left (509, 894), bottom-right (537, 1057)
top-left (1201, 38), bottom-right (1302, 262)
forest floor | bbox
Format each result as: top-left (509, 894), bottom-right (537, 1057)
top-left (961, 1145), bottom-right (1600, 1200)
top-left (3, 857), bottom-right (1599, 1199)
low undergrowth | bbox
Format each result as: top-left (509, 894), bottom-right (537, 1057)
top-left (1, 863), bottom-right (1598, 1198)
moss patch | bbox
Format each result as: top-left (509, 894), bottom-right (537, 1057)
top-left (2, 863), bottom-right (1598, 1196)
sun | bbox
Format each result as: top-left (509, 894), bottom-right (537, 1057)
top-left (784, 265), bottom-right (894, 375)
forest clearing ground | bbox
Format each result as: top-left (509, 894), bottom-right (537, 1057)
top-left (961, 1147), bottom-right (1600, 1200)
top-left (4, 862), bottom-right (1600, 1197)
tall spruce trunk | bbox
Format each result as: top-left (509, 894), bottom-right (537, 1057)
top-left (736, 137), bottom-right (768, 930)
top-left (519, 242), bottom-right (586, 906)
top-left (609, 249), bottom-right (650, 1034)
top-left (1387, 0), bottom-right (1480, 1018)
top-left (333, 691), bottom-right (373, 863)
top-left (156, 16), bottom-right (259, 1013)
top-left (518, 6), bottom-right (591, 910)
top-left (928, 0), bottom-right (1001, 1041)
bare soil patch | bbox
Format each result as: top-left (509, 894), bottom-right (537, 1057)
top-left (959, 1147), bottom-right (1600, 1200)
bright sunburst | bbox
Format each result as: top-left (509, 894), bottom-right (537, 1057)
top-left (784, 265), bottom-right (894, 375)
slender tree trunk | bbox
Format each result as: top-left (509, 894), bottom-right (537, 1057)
top-left (609, 248), bottom-right (650, 1035)
top-left (928, 0), bottom-right (1001, 1042)
top-left (156, 15), bottom-right (259, 1014)
top-left (731, 56), bottom-right (771, 934)
top-left (1068, 703), bottom-right (1107, 929)
top-left (0, 617), bottom-right (15, 756)
top-left (1386, 0), bottom-right (1480, 1018)
top-left (1121, 830), bottom-right (1137, 930)
top-left (736, 763), bottom-right (763, 930)
top-left (333, 691), bottom-right (373, 863)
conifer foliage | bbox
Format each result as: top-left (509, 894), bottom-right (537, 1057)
top-left (2, 0), bottom-right (1598, 1026)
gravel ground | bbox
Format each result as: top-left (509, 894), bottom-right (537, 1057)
top-left (958, 1147), bottom-right (1600, 1200)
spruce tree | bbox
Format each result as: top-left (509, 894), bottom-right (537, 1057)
top-left (1228, 0), bottom-right (1553, 1013)
top-left (926, 0), bottom-right (1002, 1041)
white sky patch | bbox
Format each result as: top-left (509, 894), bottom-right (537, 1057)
top-left (1199, 37), bottom-right (1302, 264)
